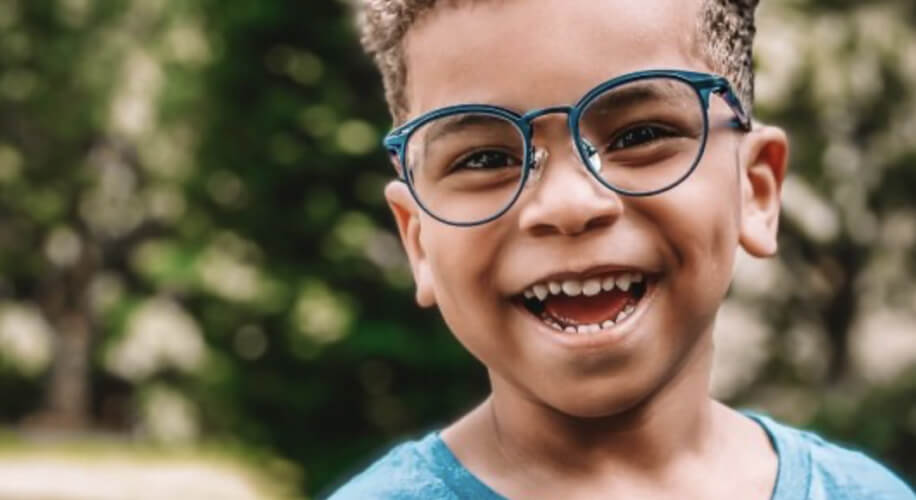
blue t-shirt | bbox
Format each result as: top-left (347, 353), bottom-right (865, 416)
top-left (328, 413), bottom-right (914, 499)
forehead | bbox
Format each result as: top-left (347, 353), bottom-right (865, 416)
top-left (403, 0), bottom-right (707, 119)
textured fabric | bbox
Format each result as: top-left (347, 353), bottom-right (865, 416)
top-left (326, 413), bottom-right (915, 499)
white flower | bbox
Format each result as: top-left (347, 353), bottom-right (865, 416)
top-left (141, 385), bottom-right (199, 445)
top-left (0, 303), bottom-right (54, 377)
top-left (105, 298), bottom-right (206, 381)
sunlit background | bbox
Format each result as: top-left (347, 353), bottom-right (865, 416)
top-left (0, 0), bottom-right (913, 498)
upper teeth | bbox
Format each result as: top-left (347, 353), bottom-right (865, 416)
top-left (522, 272), bottom-right (644, 300)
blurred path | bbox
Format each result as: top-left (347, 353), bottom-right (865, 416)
top-left (0, 455), bottom-right (277, 500)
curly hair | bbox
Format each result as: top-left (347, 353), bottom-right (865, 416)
top-left (356, 0), bottom-right (760, 124)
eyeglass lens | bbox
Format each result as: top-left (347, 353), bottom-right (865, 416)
top-left (404, 77), bottom-right (707, 225)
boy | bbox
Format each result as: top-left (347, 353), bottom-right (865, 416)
top-left (331, 0), bottom-right (915, 498)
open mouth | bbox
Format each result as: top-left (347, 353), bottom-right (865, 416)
top-left (516, 270), bottom-right (655, 334)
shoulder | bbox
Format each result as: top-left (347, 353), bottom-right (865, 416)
top-left (760, 416), bottom-right (914, 499)
top-left (801, 430), bottom-right (914, 499)
top-left (326, 432), bottom-right (461, 500)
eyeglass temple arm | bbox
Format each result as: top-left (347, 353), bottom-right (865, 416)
top-left (711, 82), bottom-right (752, 131)
top-left (382, 134), bottom-right (409, 180)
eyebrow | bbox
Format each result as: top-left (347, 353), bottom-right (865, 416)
top-left (419, 113), bottom-right (523, 157)
top-left (418, 80), bottom-right (693, 147)
top-left (423, 113), bottom-right (515, 145)
top-left (584, 81), bottom-right (693, 117)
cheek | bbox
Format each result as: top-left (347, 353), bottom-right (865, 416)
top-left (422, 226), bottom-right (521, 366)
top-left (681, 141), bottom-right (742, 256)
top-left (681, 187), bottom-right (739, 276)
top-left (420, 222), bottom-right (509, 320)
top-left (419, 219), bottom-right (535, 371)
top-left (644, 148), bottom-right (742, 312)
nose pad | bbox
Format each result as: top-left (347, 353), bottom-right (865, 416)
top-left (526, 141), bottom-right (602, 188)
top-left (525, 147), bottom-right (550, 187)
top-left (580, 138), bottom-right (603, 174)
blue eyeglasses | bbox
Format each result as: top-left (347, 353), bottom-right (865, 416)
top-left (383, 69), bottom-right (751, 227)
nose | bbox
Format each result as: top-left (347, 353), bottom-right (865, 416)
top-left (517, 145), bottom-right (623, 236)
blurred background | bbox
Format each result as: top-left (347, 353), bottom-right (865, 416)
top-left (0, 0), bottom-right (913, 498)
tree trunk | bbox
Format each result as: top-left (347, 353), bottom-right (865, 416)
top-left (43, 311), bottom-right (93, 428)
top-left (28, 242), bottom-right (97, 430)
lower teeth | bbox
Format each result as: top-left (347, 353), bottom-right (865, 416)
top-left (541, 300), bottom-right (638, 334)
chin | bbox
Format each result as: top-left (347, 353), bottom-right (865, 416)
top-left (534, 371), bottom-right (663, 420)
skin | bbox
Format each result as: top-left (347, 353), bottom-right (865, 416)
top-left (385, 0), bottom-right (789, 498)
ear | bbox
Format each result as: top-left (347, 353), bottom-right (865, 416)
top-left (385, 180), bottom-right (437, 307)
top-left (738, 124), bottom-right (789, 257)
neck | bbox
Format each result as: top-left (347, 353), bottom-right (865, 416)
top-left (474, 332), bottom-right (720, 479)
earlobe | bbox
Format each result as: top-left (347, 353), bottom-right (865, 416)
top-left (738, 124), bottom-right (789, 258)
top-left (385, 181), bottom-right (437, 307)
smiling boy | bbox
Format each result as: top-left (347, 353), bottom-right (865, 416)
top-left (330, 0), bottom-right (914, 498)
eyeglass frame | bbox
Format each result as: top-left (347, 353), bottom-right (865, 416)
top-left (382, 69), bottom-right (752, 227)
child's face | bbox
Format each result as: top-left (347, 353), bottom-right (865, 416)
top-left (386, 0), bottom-right (786, 416)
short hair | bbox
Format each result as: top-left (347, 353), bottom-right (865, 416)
top-left (356, 0), bottom-right (760, 125)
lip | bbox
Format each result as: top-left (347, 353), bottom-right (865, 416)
top-left (514, 276), bottom-right (660, 350)
top-left (511, 263), bottom-right (661, 297)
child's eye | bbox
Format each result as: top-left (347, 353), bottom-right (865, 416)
top-left (454, 150), bottom-right (522, 170)
top-left (610, 124), bottom-right (679, 150)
